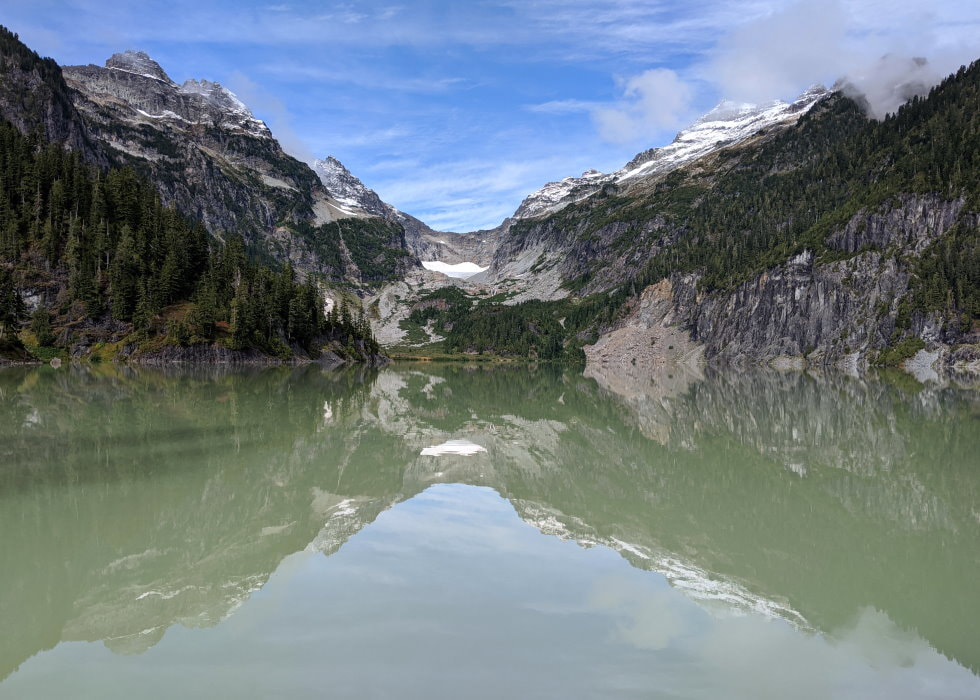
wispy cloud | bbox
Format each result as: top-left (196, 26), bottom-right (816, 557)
top-left (526, 99), bottom-right (600, 115)
top-left (368, 148), bottom-right (622, 231)
top-left (701, 0), bottom-right (980, 110)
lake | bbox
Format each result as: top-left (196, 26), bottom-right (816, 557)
top-left (1, 363), bottom-right (978, 699)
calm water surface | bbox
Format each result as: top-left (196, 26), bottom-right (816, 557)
top-left (0, 363), bottom-right (978, 699)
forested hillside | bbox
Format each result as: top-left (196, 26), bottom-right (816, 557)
top-left (619, 61), bottom-right (979, 314)
top-left (436, 60), bottom-right (979, 364)
top-left (0, 120), bottom-right (379, 363)
top-left (0, 25), bottom-right (415, 285)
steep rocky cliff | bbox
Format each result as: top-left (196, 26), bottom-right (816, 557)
top-left (59, 51), bottom-right (414, 279)
top-left (586, 195), bottom-right (979, 376)
top-left (584, 196), bottom-right (978, 375)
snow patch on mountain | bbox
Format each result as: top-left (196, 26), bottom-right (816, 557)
top-left (176, 79), bottom-right (270, 137)
top-left (618, 84), bottom-right (828, 181)
top-left (420, 261), bottom-right (488, 279)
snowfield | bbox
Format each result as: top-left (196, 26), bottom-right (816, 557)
top-left (420, 261), bottom-right (488, 279)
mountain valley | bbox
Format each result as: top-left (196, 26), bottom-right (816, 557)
top-left (0, 25), bottom-right (977, 381)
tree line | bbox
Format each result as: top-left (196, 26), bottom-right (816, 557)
top-left (0, 119), bottom-right (378, 359)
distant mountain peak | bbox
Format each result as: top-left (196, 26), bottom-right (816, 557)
top-left (105, 50), bottom-right (174, 84)
top-left (313, 155), bottom-right (393, 217)
top-left (70, 54), bottom-right (270, 139)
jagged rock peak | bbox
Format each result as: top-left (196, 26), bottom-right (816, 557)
top-left (314, 155), bottom-right (354, 180)
top-left (513, 169), bottom-right (609, 219)
top-left (105, 50), bottom-right (174, 84)
top-left (313, 155), bottom-right (391, 217)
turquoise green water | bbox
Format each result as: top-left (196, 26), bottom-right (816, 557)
top-left (0, 364), bottom-right (978, 699)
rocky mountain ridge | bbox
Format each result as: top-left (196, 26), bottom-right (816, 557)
top-left (511, 85), bottom-right (829, 221)
top-left (0, 27), bottom-right (107, 166)
top-left (461, 65), bottom-right (980, 378)
top-left (60, 50), bottom-right (395, 278)
top-left (313, 155), bottom-right (497, 266)
top-left (99, 51), bottom-right (271, 137)
top-left (1, 26), bottom-right (976, 378)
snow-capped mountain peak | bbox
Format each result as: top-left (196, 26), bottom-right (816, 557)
top-left (617, 83), bottom-right (828, 181)
top-left (512, 168), bottom-right (609, 219)
top-left (513, 84), bottom-right (829, 220)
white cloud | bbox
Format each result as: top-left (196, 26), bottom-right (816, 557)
top-left (840, 55), bottom-right (942, 119)
top-left (704, 0), bottom-right (980, 112)
top-left (258, 62), bottom-right (467, 94)
top-left (592, 69), bottom-right (696, 144)
top-left (707, 0), bottom-right (850, 103)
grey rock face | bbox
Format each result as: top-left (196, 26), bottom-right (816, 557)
top-left (687, 250), bottom-right (907, 363)
top-left (314, 156), bottom-right (391, 216)
top-left (827, 195), bottom-right (965, 254)
top-left (70, 53), bottom-right (270, 137)
top-left (684, 195), bottom-right (972, 365)
top-left (105, 50), bottom-right (174, 83)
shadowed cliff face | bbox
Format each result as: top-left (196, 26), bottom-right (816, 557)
top-left (0, 28), bottom-right (107, 167)
top-left (1, 364), bottom-right (978, 681)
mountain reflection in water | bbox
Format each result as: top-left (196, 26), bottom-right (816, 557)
top-left (0, 363), bottom-right (977, 698)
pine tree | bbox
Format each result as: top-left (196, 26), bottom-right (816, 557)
top-left (0, 267), bottom-right (23, 340)
top-left (30, 305), bottom-right (53, 345)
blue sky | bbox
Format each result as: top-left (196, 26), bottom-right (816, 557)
top-left (4, 1), bottom-right (979, 231)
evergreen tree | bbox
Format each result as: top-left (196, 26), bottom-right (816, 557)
top-left (29, 306), bottom-right (54, 346)
top-left (0, 267), bottom-right (23, 340)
